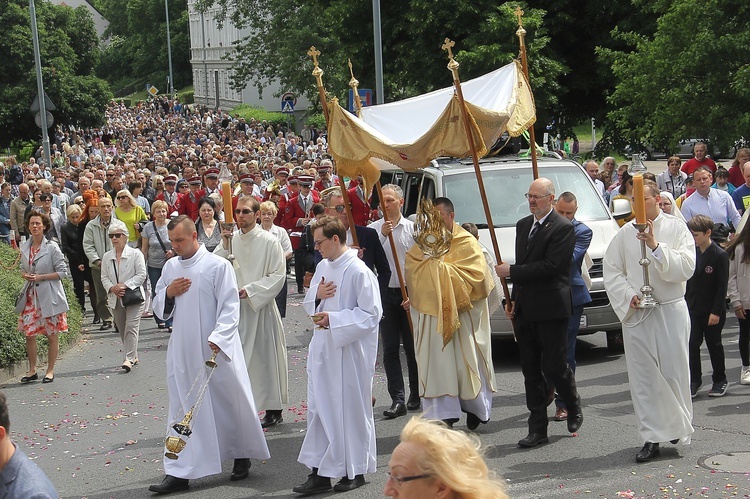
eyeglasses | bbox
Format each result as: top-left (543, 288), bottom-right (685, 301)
top-left (524, 193), bottom-right (548, 201)
top-left (108, 233), bottom-right (125, 239)
top-left (313, 237), bottom-right (331, 248)
top-left (332, 205), bottom-right (347, 213)
top-left (385, 472), bottom-right (432, 486)
top-left (234, 208), bottom-right (254, 215)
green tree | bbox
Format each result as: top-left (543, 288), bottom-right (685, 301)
top-left (599, 0), bottom-right (750, 155)
top-left (97, 0), bottom-right (191, 95)
top-left (198, 0), bottom-right (565, 132)
top-left (0, 0), bottom-right (112, 149)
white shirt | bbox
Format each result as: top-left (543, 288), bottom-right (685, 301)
top-left (369, 215), bottom-right (415, 288)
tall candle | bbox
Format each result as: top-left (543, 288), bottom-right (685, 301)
top-left (221, 181), bottom-right (234, 224)
top-left (632, 174), bottom-right (646, 224)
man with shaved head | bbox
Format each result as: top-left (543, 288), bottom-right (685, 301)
top-left (496, 177), bottom-right (583, 448)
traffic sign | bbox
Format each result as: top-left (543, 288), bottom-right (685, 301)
top-left (148, 86), bottom-right (159, 96)
top-left (281, 92), bottom-right (297, 113)
top-left (348, 88), bottom-right (372, 113)
top-left (30, 92), bottom-right (57, 112)
top-left (35, 111), bottom-right (54, 129)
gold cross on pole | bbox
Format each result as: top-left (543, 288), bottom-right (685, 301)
top-left (441, 38), bottom-right (455, 60)
top-left (307, 46), bottom-right (321, 67)
top-left (514, 6), bottom-right (524, 28)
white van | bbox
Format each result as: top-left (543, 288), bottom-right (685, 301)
top-left (379, 154), bottom-right (624, 350)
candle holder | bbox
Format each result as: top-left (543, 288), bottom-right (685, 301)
top-left (632, 222), bottom-right (659, 309)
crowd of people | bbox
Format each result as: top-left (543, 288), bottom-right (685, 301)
top-left (2, 96), bottom-right (748, 497)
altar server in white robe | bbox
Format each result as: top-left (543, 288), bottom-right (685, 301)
top-left (148, 215), bottom-right (270, 495)
top-left (603, 180), bottom-right (696, 463)
top-left (295, 216), bottom-right (382, 495)
top-left (405, 197), bottom-right (496, 430)
top-left (215, 196), bottom-right (288, 429)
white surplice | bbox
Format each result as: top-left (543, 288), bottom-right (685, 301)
top-left (154, 244), bottom-right (270, 480)
top-left (603, 213), bottom-right (696, 444)
top-left (215, 225), bottom-right (288, 410)
top-left (300, 248), bottom-right (383, 479)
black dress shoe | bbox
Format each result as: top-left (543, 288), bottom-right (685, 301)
top-left (383, 402), bottom-right (407, 419)
top-left (99, 321), bottom-right (112, 331)
top-left (21, 373), bottom-right (38, 383)
top-left (293, 473), bottom-right (332, 495)
top-left (261, 410), bottom-right (283, 428)
top-left (148, 475), bottom-right (189, 494)
top-left (466, 412), bottom-right (488, 431)
top-left (406, 395), bottom-right (421, 411)
top-left (636, 442), bottom-right (660, 462)
top-left (230, 458), bottom-right (251, 481)
top-left (333, 474), bottom-right (365, 492)
top-left (518, 432), bottom-right (549, 448)
top-left (442, 418), bottom-right (459, 429)
top-left (670, 439), bottom-right (679, 444)
top-left (92, 316), bottom-right (101, 324)
top-left (567, 409), bottom-right (583, 433)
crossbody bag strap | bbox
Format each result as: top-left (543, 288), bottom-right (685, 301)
top-left (152, 223), bottom-right (168, 254)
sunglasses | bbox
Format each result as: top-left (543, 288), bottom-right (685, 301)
top-left (76, 201), bottom-right (85, 205)
top-left (234, 208), bottom-right (254, 215)
top-left (108, 233), bottom-right (125, 239)
top-left (332, 205), bottom-right (347, 213)
top-left (116, 196), bottom-right (128, 200)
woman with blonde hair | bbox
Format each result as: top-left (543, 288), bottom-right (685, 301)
top-left (114, 189), bottom-right (147, 247)
top-left (384, 417), bottom-right (509, 499)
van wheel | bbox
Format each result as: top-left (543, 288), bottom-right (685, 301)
top-left (606, 329), bottom-right (624, 353)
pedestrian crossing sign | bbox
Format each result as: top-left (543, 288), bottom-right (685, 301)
top-left (281, 100), bottom-right (295, 113)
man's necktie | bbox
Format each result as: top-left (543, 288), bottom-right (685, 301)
top-left (527, 221), bottom-right (540, 247)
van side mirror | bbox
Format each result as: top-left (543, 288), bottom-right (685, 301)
top-left (611, 198), bottom-right (633, 220)
top-left (407, 214), bottom-right (417, 223)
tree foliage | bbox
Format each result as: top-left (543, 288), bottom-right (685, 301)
top-left (0, 0), bottom-right (112, 149)
top-left (198, 0), bottom-right (565, 129)
top-left (599, 0), bottom-right (750, 154)
top-left (96, 0), bottom-right (191, 95)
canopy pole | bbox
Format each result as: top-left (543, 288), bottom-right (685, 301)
top-left (442, 38), bottom-right (514, 336)
top-left (308, 47), bottom-right (358, 246)
top-left (514, 7), bottom-right (539, 180)
top-left (349, 61), bottom-right (413, 329)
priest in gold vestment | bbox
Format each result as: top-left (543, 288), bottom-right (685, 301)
top-left (405, 198), bottom-right (496, 429)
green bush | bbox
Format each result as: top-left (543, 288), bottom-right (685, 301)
top-left (0, 244), bottom-right (81, 369)
top-left (230, 104), bottom-right (288, 128)
top-left (177, 89), bottom-right (194, 104)
top-left (305, 112), bottom-right (327, 131)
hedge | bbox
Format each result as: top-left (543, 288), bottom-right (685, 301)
top-left (0, 244), bottom-right (82, 369)
top-left (229, 104), bottom-right (288, 128)
top-left (176, 89), bottom-right (194, 104)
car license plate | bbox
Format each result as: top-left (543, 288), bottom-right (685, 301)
top-left (579, 315), bottom-right (587, 329)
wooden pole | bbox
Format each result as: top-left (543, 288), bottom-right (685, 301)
top-left (307, 46), bottom-right (358, 246)
top-left (442, 38), bottom-right (514, 332)
top-left (514, 7), bottom-right (539, 180)
top-left (348, 59), bottom-right (414, 327)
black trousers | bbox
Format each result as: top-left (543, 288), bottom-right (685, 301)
top-left (275, 277), bottom-right (288, 318)
top-left (70, 265), bottom-right (94, 314)
top-left (380, 287), bottom-right (419, 404)
top-left (689, 312), bottom-right (727, 384)
top-left (294, 248), bottom-right (315, 291)
top-left (517, 313), bottom-right (580, 434)
top-left (737, 311), bottom-right (750, 366)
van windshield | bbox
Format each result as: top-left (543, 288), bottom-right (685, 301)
top-left (443, 164), bottom-right (611, 227)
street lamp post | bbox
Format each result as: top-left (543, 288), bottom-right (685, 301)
top-left (372, 0), bottom-right (384, 104)
top-left (165, 0), bottom-right (175, 99)
top-left (29, 0), bottom-right (51, 168)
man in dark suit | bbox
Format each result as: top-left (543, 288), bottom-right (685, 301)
top-left (319, 188), bottom-right (391, 291)
top-left (496, 178), bottom-right (583, 448)
top-left (552, 192), bottom-right (592, 422)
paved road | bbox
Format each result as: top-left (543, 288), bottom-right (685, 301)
top-left (4, 276), bottom-right (750, 498)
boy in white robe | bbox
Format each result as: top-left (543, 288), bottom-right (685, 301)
top-left (603, 180), bottom-right (696, 463)
top-left (215, 196), bottom-right (288, 429)
top-left (149, 216), bottom-right (270, 494)
top-left (295, 216), bottom-right (383, 495)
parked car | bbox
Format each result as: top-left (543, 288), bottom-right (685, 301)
top-left (626, 139), bottom-right (722, 161)
top-left (378, 155), bottom-right (624, 350)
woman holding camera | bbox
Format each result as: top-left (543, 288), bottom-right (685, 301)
top-left (114, 189), bottom-right (147, 248)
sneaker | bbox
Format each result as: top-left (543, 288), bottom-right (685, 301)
top-left (708, 381), bottom-right (728, 397)
top-left (741, 366), bottom-right (750, 385)
top-left (690, 381), bottom-right (701, 399)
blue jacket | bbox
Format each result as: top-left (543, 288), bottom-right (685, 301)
top-left (570, 219), bottom-right (592, 308)
top-left (0, 443), bottom-right (58, 498)
top-left (0, 196), bottom-right (10, 242)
